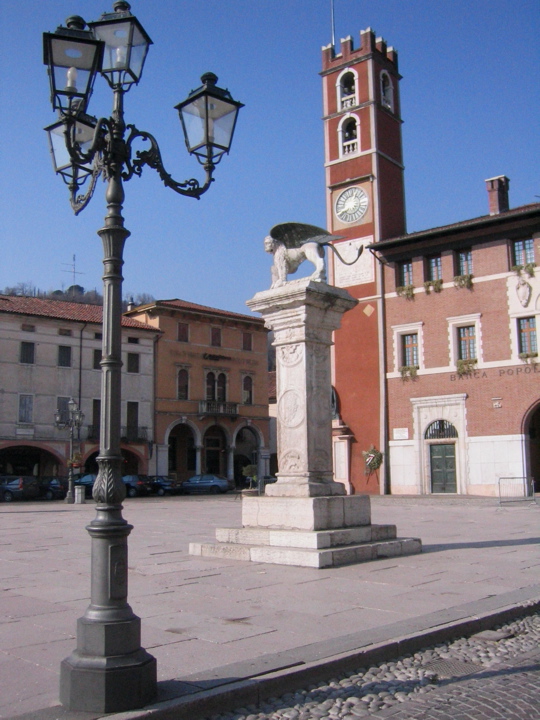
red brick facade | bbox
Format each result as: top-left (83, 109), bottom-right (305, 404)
top-left (322, 30), bottom-right (540, 497)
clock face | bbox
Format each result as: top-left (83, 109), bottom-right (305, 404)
top-left (335, 186), bottom-right (369, 223)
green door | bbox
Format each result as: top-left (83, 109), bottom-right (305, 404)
top-left (430, 444), bottom-right (457, 493)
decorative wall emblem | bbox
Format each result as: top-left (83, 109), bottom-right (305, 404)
top-left (280, 449), bottom-right (303, 472)
top-left (278, 389), bottom-right (304, 427)
top-left (516, 277), bottom-right (532, 308)
top-left (278, 344), bottom-right (303, 366)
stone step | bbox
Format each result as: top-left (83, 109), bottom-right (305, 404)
top-left (215, 523), bottom-right (397, 549)
top-left (189, 536), bottom-right (422, 568)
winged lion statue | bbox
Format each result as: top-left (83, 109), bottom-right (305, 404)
top-left (264, 223), bottom-right (363, 289)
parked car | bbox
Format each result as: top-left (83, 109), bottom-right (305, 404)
top-left (0, 475), bottom-right (40, 502)
top-left (74, 474), bottom-right (97, 498)
top-left (39, 477), bottom-right (68, 501)
top-left (148, 476), bottom-right (181, 496)
top-left (181, 474), bottom-right (232, 494)
top-left (122, 475), bottom-right (152, 498)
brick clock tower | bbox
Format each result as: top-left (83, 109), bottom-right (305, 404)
top-left (321, 29), bottom-right (405, 494)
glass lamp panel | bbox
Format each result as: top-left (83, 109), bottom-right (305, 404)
top-left (91, 18), bottom-right (151, 85)
top-left (44, 33), bottom-right (102, 113)
top-left (179, 97), bottom-right (206, 153)
top-left (207, 97), bottom-right (239, 152)
top-left (46, 119), bottom-right (95, 183)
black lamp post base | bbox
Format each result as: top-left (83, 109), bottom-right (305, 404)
top-left (60, 645), bottom-right (156, 712)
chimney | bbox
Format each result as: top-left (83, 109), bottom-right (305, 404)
top-left (485, 175), bottom-right (510, 215)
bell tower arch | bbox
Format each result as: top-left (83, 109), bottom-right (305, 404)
top-left (321, 28), bottom-right (406, 494)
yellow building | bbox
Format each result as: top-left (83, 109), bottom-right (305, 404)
top-left (126, 299), bottom-right (270, 485)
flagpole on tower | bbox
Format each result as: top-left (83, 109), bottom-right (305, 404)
top-left (331, 0), bottom-right (336, 49)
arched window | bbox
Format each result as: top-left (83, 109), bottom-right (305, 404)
top-left (340, 71), bottom-right (356, 109)
top-left (217, 373), bottom-right (227, 402)
top-left (381, 71), bottom-right (394, 111)
top-left (340, 116), bottom-right (358, 157)
top-left (177, 368), bottom-right (189, 400)
top-left (424, 420), bottom-right (458, 439)
top-left (206, 371), bottom-right (216, 401)
top-left (242, 376), bottom-right (253, 405)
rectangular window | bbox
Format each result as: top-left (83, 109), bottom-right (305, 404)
top-left (20, 341), bottom-right (35, 364)
top-left (518, 317), bottom-right (537, 355)
top-left (398, 261), bottom-right (413, 287)
top-left (21, 323), bottom-right (35, 332)
top-left (93, 348), bottom-right (101, 370)
top-left (426, 255), bottom-right (442, 281)
top-left (401, 333), bottom-right (419, 367)
top-left (177, 368), bottom-right (189, 400)
top-left (58, 328), bottom-right (72, 337)
top-left (89, 399), bottom-right (101, 440)
top-left (458, 326), bottom-right (476, 360)
top-left (127, 336), bottom-right (139, 344)
top-left (242, 332), bottom-right (253, 352)
top-left (177, 322), bottom-right (189, 342)
top-left (95, 332), bottom-right (102, 340)
top-left (512, 239), bottom-right (534, 267)
top-left (58, 345), bottom-right (72, 367)
top-left (57, 396), bottom-right (70, 424)
top-left (126, 401), bottom-right (139, 440)
top-left (127, 353), bottom-right (140, 373)
top-left (19, 394), bottom-right (33, 424)
top-left (211, 327), bottom-right (221, 347)
top-left (456, 249), bottom-right (473, 276)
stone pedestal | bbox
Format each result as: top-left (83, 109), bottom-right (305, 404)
top-left (190, 279), bottom-right (421, 568)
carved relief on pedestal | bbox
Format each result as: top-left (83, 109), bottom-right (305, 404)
top-left (280, 449), bottom-right (303, 472)
top-left (278, 389), bottom-right (305, 428)
top-left (278, 344), bottom-right (303, 367)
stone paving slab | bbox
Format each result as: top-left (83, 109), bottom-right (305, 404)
top-left (0, 495), bottom-right (539, 719)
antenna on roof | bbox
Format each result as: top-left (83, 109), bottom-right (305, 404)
top-left (61, 254), bottom-right (85, 298)
top-left (330, 0), bottom-right (336, 49)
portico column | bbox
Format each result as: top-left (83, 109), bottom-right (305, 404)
top-left (227, 445), bottom-right (235, 481)
top-left (195, 445), bottom-right (203, 474)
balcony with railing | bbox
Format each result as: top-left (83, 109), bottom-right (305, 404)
top-left (198, 400), bottom-right (238, 417)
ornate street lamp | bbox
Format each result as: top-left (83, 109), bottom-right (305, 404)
top-left (42, 2), bottom-right (243, 713)
top-left (54, 398), bottom-right (84, 504)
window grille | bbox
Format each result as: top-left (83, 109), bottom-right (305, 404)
top-left (458, 326), bottom-right (476, 360)
top-left (402, 333), bottom-right (418, 367)
top-left (457, 249), bottom-right (473, 275)
top-left (58, 345), bottom-right (72, 367)
top-left (426, 255), bottom-right (442, 281)
top-left (512, 239), bottom-right (534, 266)
top-left (20, 341), bottom-right (35, 364)
top-left (399, 261), bottom-right (413, 286)
top-left (127, 353), bottom-right (140, 373)
top-left (518, 317), bottom-right (537, 354)
top-left (425, 420), bottom-right (458, 439)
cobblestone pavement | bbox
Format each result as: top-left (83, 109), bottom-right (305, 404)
top-left (207, 614), bottom-right (540, 720)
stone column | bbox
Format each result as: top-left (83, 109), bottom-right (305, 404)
top-left (195, 445), bottom-right (203, 474)
top-left (226, 445), bottom-right (235, 481)
top-left (247, 279), bottom-right (357, 498)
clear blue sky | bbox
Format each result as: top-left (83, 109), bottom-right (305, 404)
top-left (0, 0), bottom-right (538, 313)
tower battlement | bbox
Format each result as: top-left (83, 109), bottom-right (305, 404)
top-left (322, 28), bottom-right (398, 72)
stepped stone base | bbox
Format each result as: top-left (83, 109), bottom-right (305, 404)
top-left (189, 495), bottom-right (422, 568)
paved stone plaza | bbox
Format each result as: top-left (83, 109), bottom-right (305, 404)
top-left (0, 494), bottom-right (539, 719)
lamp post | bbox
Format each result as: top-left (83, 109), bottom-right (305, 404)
top-left (43, 2), bottom-right (243, 713)
top-left (54, 398), bottom-right (84, 504)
